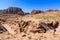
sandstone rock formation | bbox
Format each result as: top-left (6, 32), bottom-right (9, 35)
top-left (0, 19), bottom-right (59, 35)
top-left (19, 20), bottom-right (59, 33)
top-left (0, 7), bottom-right (24, 15)
top-left (46, 9), bottom-right (59, 12)
top-left (31, 10), bottom-right (43, 14)
top-left (0, 18), bottom-right (6, 22)
top-left (0, 24), bottom-right (7, 33)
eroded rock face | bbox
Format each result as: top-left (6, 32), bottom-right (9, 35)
top-left (0, 19), bottom-right (59, 35)
top-left (19, 20), bottom-right (32, 32)
top-left (0, 24), bottom-right (7, 33)
top-left (0, 18), bottom-right (7, 33)
top-left (0, 18), bottom-right (6, 22)
top-left (0, 7), bottom-right (24, 15)
top-left (39, 21), bottom-right (59, 31)
top-left (31, 10), bottom-right (43, 14)
top-left (19, 20), bottom-right (59, 33)
top-left (47, 21), bottom-right (59, 29)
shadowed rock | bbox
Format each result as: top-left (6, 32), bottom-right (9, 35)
top-left (39, 22), bottom-right (49, 31)
top-left (48, 21), bottom-right (59, 29)
top-left (0, 24), bottom-right (7, 33)
top-left (0, 19), bottom-right (59, 34)
top-left (31, 21), bottom-right (59, 33)
top-left (39, 21), bottom-right (59, 31)
top-left (0, 18), bottom-right (6, 22)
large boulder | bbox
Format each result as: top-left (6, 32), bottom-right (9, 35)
top-left (31, 10), bottom-right (43, 14)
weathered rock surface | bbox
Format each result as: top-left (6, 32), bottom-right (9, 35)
top-left (0, 19), bottom-right (59, 35)
top-left (46, 9), bottom-right (59, 12)
top-left (0, 7), bottom-right (24, 15)
top-left (0, 24), bottom-right (7, 33)
top-left (31, 10), bottom-right (43, 14)
top-left (0, 19), bottom-right (59, 40)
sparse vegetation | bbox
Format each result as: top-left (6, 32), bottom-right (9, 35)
top-left (0, 7), bottom-right (60, 40)
top-left (20, 28), bottom-right (26, 33)
top-left (34, 38), bottom-right (41, 40)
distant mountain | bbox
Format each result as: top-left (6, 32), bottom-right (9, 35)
top-left (45, 9), bottom-right (59, 12)
top-left (0, 7), bottom-right (24, 15)
top-left (0, 7), bottom-right (59, 15)
top-left (31, 10), bottom-right (44, 14)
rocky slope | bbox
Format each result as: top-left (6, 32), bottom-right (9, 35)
top-left (0, 17), bottom-right (60, 40)
top-left (0, 8), bottom-right (60, 40)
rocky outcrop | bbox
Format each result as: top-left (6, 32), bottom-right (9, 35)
top-left (31, 10), bottom-right (43, 14)
top-left (19, 20), bottom-right (59, 33)
top-left (0, 19), bottom-right (59, 35)
top-left (0, 7), bottom-right (24, 15)
top-left (46, 9), bottom-right (59, 12)
top-left (0, 18), bottom-right (6, 22)
top-left (0, 24), bottom-right (7, 33)
top-left (0, 18), bottom-right (7, 33)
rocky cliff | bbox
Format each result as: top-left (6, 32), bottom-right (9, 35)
top-left (0, 7), bottom-right (24, 15)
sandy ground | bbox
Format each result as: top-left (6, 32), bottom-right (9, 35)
top-left (0, 13), bottom-right (60, 40)
top-left (0, 26), bottom-right (60, 40)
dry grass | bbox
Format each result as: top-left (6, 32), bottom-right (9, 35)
top-left (0, 11), bottom-right (60, 20)
top-left (0, 11), bottom-right (60, 40)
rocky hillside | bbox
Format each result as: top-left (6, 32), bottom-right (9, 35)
top-left (0, 7), bottom-right (59, 15)
top-left (31, 10), bottom-right (43, 14)
top-left (0, 8), bottom-right (60, 40)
